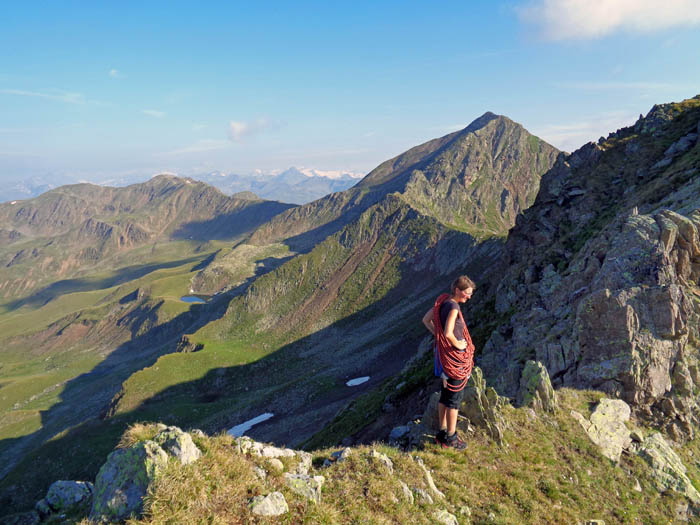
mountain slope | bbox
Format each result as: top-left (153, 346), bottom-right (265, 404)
top-left (0, 175), bottom-right (294, 302)
top-left (248, 113), bottom-right (559, 251)
top-left (0, 114), bottom-right (557, 513)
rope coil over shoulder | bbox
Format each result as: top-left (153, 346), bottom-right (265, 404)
top-left (433, 293), bottom-right (475, 392)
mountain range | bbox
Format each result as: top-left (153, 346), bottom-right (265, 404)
top-left (0, 167), bottom-right (365, 207)
top-left (1, 96), bottom-right (700, 522)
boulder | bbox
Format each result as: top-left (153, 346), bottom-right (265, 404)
top-left (249, 492), bottom-right (289, 516)
top-left (434, 509), bottom-right (459, 525)
top-left (516, 360), bottom-right (558, 413)
top-left (44, 480), bottom-right (94, 514)
top-left (152, 426), bottom-right (201, 465)
top-left (266, 458), bottom-right (285, 473)
top-left (283, 473), bottom-right (325, 503)
top-left (461, 367), bottom-right (506, 444)
top-left (89, 440), bottom-right (169, 522)
top-left (571, 398), bottom-right (632, 462)
top-left (636, 432), bottom-right (700, 503)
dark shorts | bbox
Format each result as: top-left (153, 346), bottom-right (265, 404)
top-left (439, 376), bottom-right (465, 409)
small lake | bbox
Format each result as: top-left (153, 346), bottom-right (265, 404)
top-left (180, 295), bottom-right (207, 304)
top-left (227, 413), bottom-right (275, 437)
top-left (346, 376), bottom-right (370, 386)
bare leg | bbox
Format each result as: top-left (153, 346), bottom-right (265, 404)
top-left (446, 407), bottom-right (458, 434)
top-left (438, 402), bottom-right (447, 430)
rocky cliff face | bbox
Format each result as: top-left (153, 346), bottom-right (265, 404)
top-left (479, 95), bottom-right (700, 440)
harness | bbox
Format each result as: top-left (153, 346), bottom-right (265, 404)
top-left (433, 293), bottom-right (475, 392)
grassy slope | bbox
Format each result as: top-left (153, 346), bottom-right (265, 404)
top-left (61, 388), bottom-right (692, 524)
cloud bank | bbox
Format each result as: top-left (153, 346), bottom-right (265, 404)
top-left (517, 0), bottom-right (700, 40)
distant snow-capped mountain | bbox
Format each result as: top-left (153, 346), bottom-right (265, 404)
top-left (0, 167), bottom-right (366, 205)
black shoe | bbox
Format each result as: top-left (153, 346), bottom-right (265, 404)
top-left (435, 429), bottom-right (447, 444)
top-left (441, 432), bottom-right (467, 450)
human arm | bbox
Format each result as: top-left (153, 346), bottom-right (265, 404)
top-left (444, 309), bottom-right (467, 350)
top-left (422, 308), bottom-right (435, 335)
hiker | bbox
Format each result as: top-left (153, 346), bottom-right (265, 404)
top-left (421, 275), bottom-right (475, 449)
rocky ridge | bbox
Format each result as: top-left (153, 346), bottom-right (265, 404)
top-left (478, 95), bottom-right (700, 441)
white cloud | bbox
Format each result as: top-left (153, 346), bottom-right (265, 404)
top-left (0, 88), bottom-right (88, 104)
top-left (228, 118), bottom-right (274, 142)
top-left (158, 139), bottom-right (230, 156)
top-left (532, 110), bottom-right (639, 152)
top-left (142, 109), bottom-right (166, 118)
top-left (517, 0), bottom-right (700, 40)
top-left (192, 123), bottom-right (207, 132)
top-left (108, 69), bottom-right (123, 78)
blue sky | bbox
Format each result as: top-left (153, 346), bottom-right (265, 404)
top-left (1, 1), bottom-right (699, 183)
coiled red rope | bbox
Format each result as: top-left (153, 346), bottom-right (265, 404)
top-left (433, 293), bottom-right (475, 391)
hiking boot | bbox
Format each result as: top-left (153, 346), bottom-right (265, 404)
top-left (435, 429), bottom-right (447, 444)
top-left (440, 431), bottom-right (467, 450)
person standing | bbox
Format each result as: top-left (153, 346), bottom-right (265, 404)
top-left (422, 275), bottom-right (476, 449)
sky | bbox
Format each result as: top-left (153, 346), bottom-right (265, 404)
top-left (1, 0), bottom-right (699, 183)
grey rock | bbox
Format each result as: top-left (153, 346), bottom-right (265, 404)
top-left (153, 426), bottom-right (201, 465)
top-left (295, 451), bottom-right (313, 475)
top-left (45, 480), bottom-right (94, 514)
top-left (637, 432), bottom-right (700, 503)
top-left (370, 449), bottom-right (393, 473)
top-left (261, 445), bottom-right (296, 458)
top-left (461, 367), bottom-right (507, 444)
top-left (253, 466), bottom-right (267, 480)
top-left (422, 392), bottom-right (441, 431)
top-left (34, 498), bottom-right (51, 518)
top-left (413, 487), bottom-right (434, 505)
top-left (249, 491), bottom-right (289, 516)
top-left (570, 399), bottom-right (632, 462)
top-left (389, 425), bottom-right (410, 441)
top-left (266, 458), bottom-right (284, 473)
top-left (284, 473), bottom-right (325, 503)
top-left (90, 440), bottom-right (169, 522)
top-left (434, 509), bottom-right (459, 525)
top-left (399, 481), bottom-right (414, 503)
top-left (414, 456), bottom-right (445, 500)
top-left (516, 360), bottom-right (558, 413)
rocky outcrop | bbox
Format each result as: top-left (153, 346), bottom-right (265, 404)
top-left (89, 426), bottom-right (201, 522)
top-left (90, 440), bottom-right (169, 522)
top-left (635, 432), bottom-right (700, 504)
top-left (516, 360), bottom-right (558, 413)
top-left (152, 425), bottom-right (202, 465)
top-left (35, 480), bottom-right (94, 520)
top-left (461, 367), bottom-right (507, 444)
top-left (571, 398), bottom-right (632, 462)
top-left (478, 95), bottom-right (700, 441)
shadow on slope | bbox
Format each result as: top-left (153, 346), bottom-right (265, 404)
top-left (171, 200), bottom-right (295, 242)
top-left (3, 255), bottom-right (205, 310)
top-left (0, 235), bottom-right (501, 514)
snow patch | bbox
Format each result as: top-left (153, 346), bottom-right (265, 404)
top-left (228, 413), bottom-right (275, 437)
